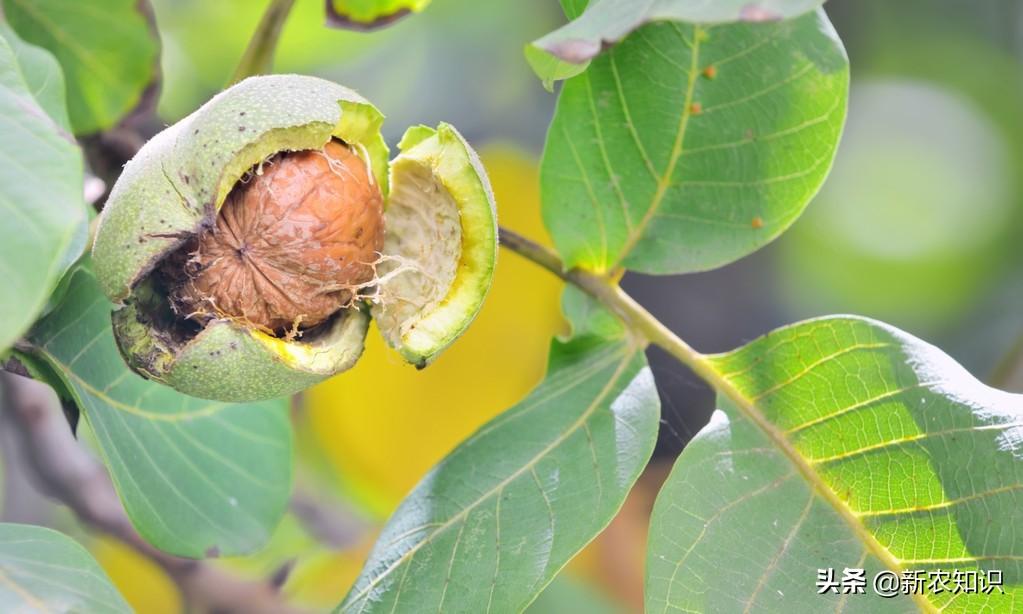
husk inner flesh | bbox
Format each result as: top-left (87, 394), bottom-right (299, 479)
top-left (374, 158), bottom-right (461, 349)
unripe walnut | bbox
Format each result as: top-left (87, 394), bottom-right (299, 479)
top-left (163, 140), bottom-right (384, 333)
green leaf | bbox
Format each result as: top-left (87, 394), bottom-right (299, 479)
top-left (528, 0), bottom-right (826, 83)
top-left (0, 22), bottom-right (71, 131)
top-left (325, 0), bottom-right (430, 30)
top-left (561, 285), bottom-right (624, 342)
top-left (525, 0), bottom-right (592, 91)
top-left (340, 330), bottom-right (659, 612)
top-left (0, 24), bottom-right (88, 313)
top-left (524, 44), bottom-right (589, 94)
top-left (647, 316), bottom-right (1023, 612)
top-left (528, 574), bottom-right (626, 614)
top-left (0, 33), bottom-right (86, 353)
top-left (3, 0), bottom-right (159, 134)
top-left (0, 523), bottom-right (131, 613)
top-left (25, 265), bottom-right (293, 558)
top-left (540, 10), bottom-right (848, 275)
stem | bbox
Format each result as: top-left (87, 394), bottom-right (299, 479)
top-left (228, 0), bottom-right (297, 86)
top-left (499, 227), bottom-right (938, 613)
top-left (989, 331), bottom-right (1023, 392)
top-left (498, 228), bottom-right (707, 375)
top-left (0, 369), bottom-right (307, 614)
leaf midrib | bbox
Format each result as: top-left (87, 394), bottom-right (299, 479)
top-left (698, 355), bottom-right (939, 613)
top-left (39, 349), bottom-right (231, 422)
top-left (0, 566), bottom-right (52, 613)
top-left (342, 343), bottom-right (639, 611)
top-left (611, 23), bottom-right (702, 272)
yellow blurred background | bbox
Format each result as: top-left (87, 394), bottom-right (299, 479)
top-left (304, 147), bottom-right (564, 516)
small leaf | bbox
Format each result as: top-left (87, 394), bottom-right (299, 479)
top-left (2, 0), bottom-right (159, 134)
top-left (0, 523), bottom-right (131, 613)
top-left (647, 316), bottom-right (1023, 611)
top-left (525, 0), bottom-right (593, 91)
top-left (561, 285), bottom-right (624, 342)
top-left (0, 33), bottom-right (86, 353)
top-left (541, 10), bottom-right (848, 274)
top-left (26, 265), bottom-right (293, 558)
top-left (340, 331), bottom-right (659, 612)
top-left (325, 0), bottom-right (430, 31)
top-left (524, 44), bottom-right (589, 93)
top-left (527, 0), bottom-right (826, 82)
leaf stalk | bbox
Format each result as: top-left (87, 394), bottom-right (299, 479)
top-left (498, 227), bottom-right (705, 372)
top-left (498, 226), bottom-right (940, 614)
top-left (228, 0), bottom-right (297, 86)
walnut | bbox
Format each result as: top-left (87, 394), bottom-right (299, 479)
top-left (93, 75), bottom-right (496, 402)
top-left (165, 140), bottom-right (384, 333)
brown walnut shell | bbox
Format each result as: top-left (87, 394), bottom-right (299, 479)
top-left (164, 140), bottom-right (384, 333)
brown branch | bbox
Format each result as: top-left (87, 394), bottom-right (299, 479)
top-left (0, 369), bottom-right (309, 614)
top-left (290, 484), bottom-right (368, 550)
top-left (989, 332), bottom-right (1023, 392)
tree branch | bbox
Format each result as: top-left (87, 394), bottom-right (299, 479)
top-left (498, 227), bottom-right (709, 375)
top-left (0, 369), bottom-right (309, 614)
top-left (229, 0), bottom-right (298, 86)
top-left (988, 332), bottom-right (1023, 392)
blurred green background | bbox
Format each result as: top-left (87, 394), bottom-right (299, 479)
top-left (6, 0), bottom-right (1023, 612)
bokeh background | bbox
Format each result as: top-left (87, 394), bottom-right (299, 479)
top-left (6, 0), bottom-right (1023, 611)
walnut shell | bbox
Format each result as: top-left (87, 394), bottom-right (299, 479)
top-left (165, 141), bottom-right (384, 333)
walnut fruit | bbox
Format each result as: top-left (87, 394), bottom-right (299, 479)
top-left (164, 141), bottom-right (384, 333)
top-left (92, 75), bottom-right (496, 402)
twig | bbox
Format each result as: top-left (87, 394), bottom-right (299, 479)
top-left (0, 370), bottom-right (308, 614)
top-left (290, 484), bottom-right (368, 550)
top-left (497, 227), bottom-right (697, 361)
top-left (497, 228), bottom-right (939, 614)
top-left (229, 0), bottom-right (298, 86)
top-left (989, 332), bottom-right (1023, 392)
